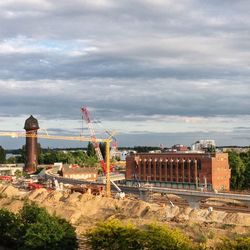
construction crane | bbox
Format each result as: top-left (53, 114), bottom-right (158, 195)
top-left (81, 107), bottom-right (114, 174)
top-left (81, 107), bottom-right (125, 199)
top-left (96, 121), bottom-right (119, 158)
top-left (0, 131), bottom-right (112, 197)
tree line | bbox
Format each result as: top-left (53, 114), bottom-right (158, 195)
top-left (228, 150), bottom-right (250, 190)
top-left (0, 143), bottom-right (106, 168)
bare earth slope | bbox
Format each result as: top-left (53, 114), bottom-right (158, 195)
top-left (0, 183), bottom-right (249, 248)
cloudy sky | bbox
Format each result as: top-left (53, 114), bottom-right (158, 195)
top-left (0, 0), bottom-right (250, 149)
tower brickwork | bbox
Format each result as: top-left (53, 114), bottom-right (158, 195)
top-left (24, 115), bottom-right (39, 173)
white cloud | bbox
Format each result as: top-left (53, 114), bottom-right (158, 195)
top-left (0, 0), bottom-right (250, 147)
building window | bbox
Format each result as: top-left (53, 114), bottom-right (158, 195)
top-left (184, 161), bottom-right (188, 169)
top-left (197, 159), bottom-right (202, 170)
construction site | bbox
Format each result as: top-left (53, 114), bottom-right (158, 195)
top-left (0, 107), bottom-right (250, 248)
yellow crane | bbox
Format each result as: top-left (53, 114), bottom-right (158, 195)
top-left (0, 131), bottom-right (112, 197)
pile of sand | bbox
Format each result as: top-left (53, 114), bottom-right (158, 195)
top-left (0, 185), bottom-right (21, 197)
top-left (1, 199), bottom-right (23, 213)
top-left (29, 188), bottom-right (49, 202)
top-left (223, 212), bottom-right (250, 225)
top-left (0, 184), bottom-right (250, 228)
top-left (205, 198), bottom-right (243, 207)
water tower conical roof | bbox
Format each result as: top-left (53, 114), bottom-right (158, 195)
top-left (24, 115), bottom-right (39, 130)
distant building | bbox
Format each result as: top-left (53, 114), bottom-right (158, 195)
top-left (119, 150), bottom-right (137, 161)
top-left (6, 153), bottom-right (21, 160)
top-left (171, 144), bottom-right (189, 152)
top-left (0, 164), bottom-right (24, 176)
top-left (60, 164), bottom-right (97, 181)
top-left (149, 150), bottom-right (162, 153)
top-left (126, 152), bottom-right (231, 191)
top-left (191, 140), bottom-right (216, 152)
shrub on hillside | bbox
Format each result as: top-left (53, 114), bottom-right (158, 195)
top-left (85, 219), bottom-right (144, 250)
top-left (216, 236), bottom-right (250, 250)
top-left (85, 219), bottom-right (195, 250)
top-left (0, 202), bottom-right (77, 249)
top-left (0, 209), bottom-right (23, 247)
top-left (143, 223), bottom-right (194, 250)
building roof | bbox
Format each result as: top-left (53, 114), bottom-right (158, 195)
top-left (24, 115), bottom-right (39, 130)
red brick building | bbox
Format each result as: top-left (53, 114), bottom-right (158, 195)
top-left (126, 152), bottom-right (231, 191)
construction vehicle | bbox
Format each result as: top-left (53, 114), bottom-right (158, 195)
top-left (28, 182), bottom-right (44, 190)
top-left (0, 175), bottom-right (12, 182)
top-left (70, 184), bottom-right (103, 195)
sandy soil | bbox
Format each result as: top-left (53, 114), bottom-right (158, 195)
top-left (0, 183), bottom-right (249, 248)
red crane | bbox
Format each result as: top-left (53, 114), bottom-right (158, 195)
top-left (81, 107), bottom-right (113, 174)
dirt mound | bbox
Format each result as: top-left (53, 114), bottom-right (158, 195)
top-left (117, 199), bottom-right (151, 218)
top-left (3, 199), bottom-right (23, 213)
top-left (0, 185), bottom-right (21, 197)
top-left (29, 188), bottom-right (49, 202)
top-left (223, 212), bottom-right (250, 225)
top-left (43, 190), bottom-right (63, 203)
top-left (65, 192), bottom-right (82, 205)
top-left (0, 184), bottom-right (250, 230)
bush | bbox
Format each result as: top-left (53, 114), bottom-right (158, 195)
top-left (0, 202), bottom-right (77, 249)
top-left (143, 223), bottom-right (194, 250)
top-left (217, 237), bottom-right (250, 250)
top-left (85, 219), bottom-right (144, 250)
top-left (0, 209), bottom-right (23, 247)
top-left (85, 219), bottom-right (195, 250)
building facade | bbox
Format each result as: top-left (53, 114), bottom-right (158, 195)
top-left (61, 164), bottom-right (97, 181)
top-left (0, 164), bottom-right (24, 176)
top-left (126, 152), bottom-right (231, 191)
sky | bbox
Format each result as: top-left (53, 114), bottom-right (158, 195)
top-left (0, 0), bottom-right (250, 149)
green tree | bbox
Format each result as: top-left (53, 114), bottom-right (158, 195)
top-left (239, 150), bottom-right (250, 189)
top-left (0, 145), bottom-right (6, 164)
top-left (0, 209), bottom-right (23, 247)
top-left (206, 145), bottom-right (216, 153)
top-left (85, 219), bottom-right (144, 250)
top-left (16, 145), bottom-right (26, 163)
top-left (228, 151), bottom-right (246, 189)
top-left (20, 202), bottom-right (77, 250)
top-left (143, 223), bottom-right (193, 250)
top-left (244, 161), bottom-right (250, 189)
top-left (85, 219), bottom-right (195, 250)
top-left (6, 156), bottom-right (16, 163)
top-left (217, 236), bottom-right (250, 250)
top-left (99, 142), bottom-right (106, 159)
top-left (71, 150), bottom-right (88, 166)
top-left (14, 169), bottom-right (23, 178)
top-left (87, 142), bottom-right (96, 157)
top-left (0, 202), bottom-right (77, 249)
top-left (85, 155), bottom-right (99, 168)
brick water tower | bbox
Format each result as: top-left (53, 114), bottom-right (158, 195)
top-left (24, 115), bottom-right (39, 173)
